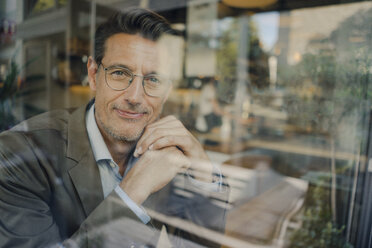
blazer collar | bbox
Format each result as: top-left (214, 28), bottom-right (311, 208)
top-left (67, 101), bottom-right (93, 161)
top-left (67, 101), bottom-right (104, 216)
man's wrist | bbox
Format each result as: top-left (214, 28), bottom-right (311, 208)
top-left (119, 182), bottom-right (147, 206)
top-left (114, 186), bottom-right (151, 224)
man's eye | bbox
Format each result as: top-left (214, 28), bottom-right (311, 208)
top-left (112, 70), bottom-right (124, 76)
top-left (146, 76), bottom-right (160, 84)
top-left (111, 70), bottom-right (131, 78)
top-left (111, 71), bottom-right (123, 76)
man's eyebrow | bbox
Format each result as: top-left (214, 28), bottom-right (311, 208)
top-left (146, 71), bottom-right (160, 75)
top-left (106, 63), bottom-right (132, 70)
top-left (106, 63), bottom-right (161, 76)
top-left (107, 63), bottom-right (162, 76)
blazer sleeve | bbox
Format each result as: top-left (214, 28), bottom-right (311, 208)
top-left (0, 131), bottom-right (63, 248)
top-left (65, 191), bottom-right (156, 248)
top-left (0, 132), bottom-right (153, 248)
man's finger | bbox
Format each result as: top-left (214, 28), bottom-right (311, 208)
top-left (134, 127), bottom-right (186, 157)
top-left (149, 135), bottom-right (186, 151)
top-left (149, 115), bottom-right (178, 126)
top-left (135, 117), bottom-right (181, 148)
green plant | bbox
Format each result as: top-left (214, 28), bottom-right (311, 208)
top-left (0, 61), bottom-right (20, 131)
top-left (289, 182), bottom-right (353, 248)
top-left (0, 61), bottom-right (19, 98)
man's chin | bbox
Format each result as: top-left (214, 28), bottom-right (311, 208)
top-left (115, 130), bottom-right (143, 142)
top-left (103, 124), bottom-right (144, 143)
top-left (120, 134), bottom-right (141, 143)
top-left (96, 112), bottom-right (145, 142)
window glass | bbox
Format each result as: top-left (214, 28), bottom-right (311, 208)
top-left (0, 0), bottom-right (371, 247)
top-left (168, 1), bottom-right (371, 247)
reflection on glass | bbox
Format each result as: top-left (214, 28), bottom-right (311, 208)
top-left (171, 1), bottom-right (371, 247)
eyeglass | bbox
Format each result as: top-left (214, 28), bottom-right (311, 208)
top-left (100, 64), bottom-right (171, 97)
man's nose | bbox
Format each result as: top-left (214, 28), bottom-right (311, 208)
top-left (123, 76), bottom-right (145, 104)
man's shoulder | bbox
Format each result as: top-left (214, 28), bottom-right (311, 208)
top-left (12, 108), bottom-right (75, 132)
top-left (0, 104), bottom-right (89, 163)
top-left (0, 105), bottom-right (88, 147)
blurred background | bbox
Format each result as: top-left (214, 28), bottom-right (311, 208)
top-left (0, 0), bottom-right (371, 247)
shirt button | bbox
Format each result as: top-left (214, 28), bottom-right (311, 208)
top-left (109, 161), bottom-right (116, 168)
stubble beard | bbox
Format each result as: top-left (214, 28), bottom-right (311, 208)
top-left (96, 112), bottom-right (145, 143)
top-left (95, 102), bottom-right (164, 143)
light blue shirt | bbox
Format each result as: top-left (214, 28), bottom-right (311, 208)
top-left (86, 104), bottom-right (223, 224)
top-left (86, 104), bottom-right (150, 223)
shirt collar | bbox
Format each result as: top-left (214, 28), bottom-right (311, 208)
top-left (86, 103), bottom-right (113, 162)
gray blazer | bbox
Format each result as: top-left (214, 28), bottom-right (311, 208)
top-left (0, 103), bottom-right (227, 248)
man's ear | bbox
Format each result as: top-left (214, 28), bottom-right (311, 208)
top-left (87, 56), bottom-right (98, 91)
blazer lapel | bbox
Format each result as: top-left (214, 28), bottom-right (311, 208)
top-left (66, 104), bottom-right (104, 216)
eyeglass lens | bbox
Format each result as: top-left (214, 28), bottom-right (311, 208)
top-left (104, 66), bottom-right (169, 97)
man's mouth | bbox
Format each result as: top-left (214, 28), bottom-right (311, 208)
top-left (115, 108), bottom-right (146, 120)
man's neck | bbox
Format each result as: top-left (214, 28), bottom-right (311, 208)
top-left (97, 125), bottom-right (136, 175)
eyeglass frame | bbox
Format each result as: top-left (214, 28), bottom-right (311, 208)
top-left (98, 63), bottom-right (171, 98)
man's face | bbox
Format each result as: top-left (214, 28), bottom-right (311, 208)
top-left (88, 33), bottom-right (171, 142)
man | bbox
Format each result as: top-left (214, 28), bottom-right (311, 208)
top-left (0, 8), bottom-right (227, 248)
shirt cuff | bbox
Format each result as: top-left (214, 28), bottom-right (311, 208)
top-left (187, 162), bottom-right (223, 192)
top-left (114, 186), bottom-right (151, 224)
